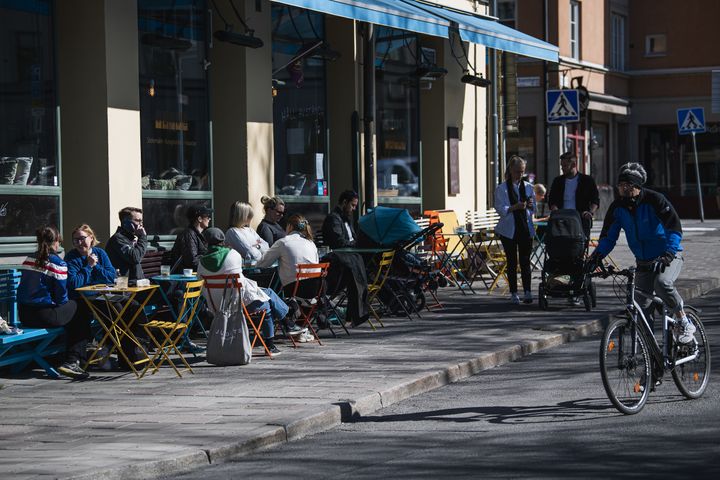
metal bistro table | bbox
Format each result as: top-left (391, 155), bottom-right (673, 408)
top-left (151, 273), bottom-right (207, 352)
top-left (242, 264), bottom-right (281, 292)
top-left (438, 231), bottom-right (478, 294)
top-left (77, 283), bottom-right (159, 378)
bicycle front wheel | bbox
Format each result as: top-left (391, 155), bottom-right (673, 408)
top-left (672, 310), bottom-right (711, 399)
top-left (600, 317), bottom-right (652, 415)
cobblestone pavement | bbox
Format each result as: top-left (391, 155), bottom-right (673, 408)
top-left (1, 220), bottom-right (718, 480)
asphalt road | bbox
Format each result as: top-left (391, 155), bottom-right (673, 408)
top-left (173, 289), bottom-right (720, 480)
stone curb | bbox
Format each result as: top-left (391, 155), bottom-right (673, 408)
top-left (61, 275), bottom-right (720, 480)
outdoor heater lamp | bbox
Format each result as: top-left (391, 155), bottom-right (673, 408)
top-left (461, 72), bottom-right (491, 88)
top-left (214, 29), bottom-right (264, 49)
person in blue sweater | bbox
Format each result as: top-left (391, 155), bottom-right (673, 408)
top-left (18, 226), bottom-right (91, 379)
top-left (589, 163), bottom-right (695, 344)
top-left (65, 224), bottom-right (149, 369)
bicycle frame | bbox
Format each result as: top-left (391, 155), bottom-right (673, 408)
top-left (621, 267), bottom-right (698, 373)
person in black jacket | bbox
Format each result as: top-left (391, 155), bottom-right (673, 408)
top-left (169, 205), bottom-right (212, 272)
top-left (548, 152), bottom-right (600, 241)
top-left (321, 190), bottom-right (369, 326)
top-left (106, 207), bottom-right (147, 280)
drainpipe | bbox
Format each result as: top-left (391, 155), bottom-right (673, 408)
top-left (543, 0), bottom-right (550, 182)
top-left (489, 0), bottom-right (499, 195)
top-left (362, 23), bottom-right (376, 211)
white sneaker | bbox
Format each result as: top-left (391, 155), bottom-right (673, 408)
top-left (678, 317), bottom-right (696, 344)
top-left (523, 290), bottom-right (533, 304)
top-left (510, 293), bottom-right (520, 305)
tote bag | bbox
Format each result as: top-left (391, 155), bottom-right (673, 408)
top-left (205, 277), bottom-right (252, 366)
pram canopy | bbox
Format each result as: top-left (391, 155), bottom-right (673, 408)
top-left (544, 209), bottom-right (586, 262)
top-left (359, 206), bottom-right (421, 247)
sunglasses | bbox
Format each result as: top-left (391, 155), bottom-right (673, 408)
top-left (72, 236), bottom-right (89, 244)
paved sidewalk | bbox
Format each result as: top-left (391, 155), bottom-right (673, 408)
top-left (1, 220), bottom-right (719, 480)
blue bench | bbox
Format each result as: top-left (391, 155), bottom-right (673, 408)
top-left (0, 269), bottom-right (64, 378)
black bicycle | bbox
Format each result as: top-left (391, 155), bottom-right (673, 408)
top-left (591, 264), bottom-right (711, 414)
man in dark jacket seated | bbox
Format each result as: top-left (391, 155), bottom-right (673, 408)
top-left (106, 206), bottom-right (147, 280)
top-left (321, 190), bottom-right (369, 327)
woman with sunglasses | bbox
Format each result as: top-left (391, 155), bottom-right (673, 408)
top-left (257, 196), bottom-right (286, 247)
top-left (65, 223), bottom-right (149, 369)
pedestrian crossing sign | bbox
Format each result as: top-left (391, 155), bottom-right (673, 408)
top-left (546, 89), bottom-right (580, 123)
top-left (677, 107), bottom-right (706, 135)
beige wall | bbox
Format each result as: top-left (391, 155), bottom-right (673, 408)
top-left (56, 0), bottom-right (142, 245)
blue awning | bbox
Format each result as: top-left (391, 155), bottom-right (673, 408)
top-left (404, 0), bottom-right (559, 63)
top-left (270, 0), bottom-right (450, 39)
top-left (271, 0), bottom-right (558, 63)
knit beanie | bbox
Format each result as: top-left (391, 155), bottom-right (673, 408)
top-left (618, 162), bottom-right (647, 187)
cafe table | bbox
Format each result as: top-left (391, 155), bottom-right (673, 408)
top-left (77, 283), bottom-right (159, 378)
top-left (150, 273), bottom-right (207, 352)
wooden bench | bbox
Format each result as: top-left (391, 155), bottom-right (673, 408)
top-left (0, 269), bottom-right (64, 378)
top-left (140, 249), bottom-right (166, 278)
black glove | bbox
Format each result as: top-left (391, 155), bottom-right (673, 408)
top-left (585, 251), bottom-right (603, 273)
top-left (652, 252), bottom-right (675, 274)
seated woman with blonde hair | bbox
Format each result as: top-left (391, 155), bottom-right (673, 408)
top-left (225, 201), bottom-right (269, 263)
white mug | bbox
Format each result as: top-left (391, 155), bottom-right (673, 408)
top-left (183, 268), bottom-right (193, 277)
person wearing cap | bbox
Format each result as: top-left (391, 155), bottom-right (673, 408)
top-left (198, 228), bottom-right (306, 355)
top-left (168, 204), bottom-right (213, 273)
top-left (588, 162), bottom-right (696, 344)
top-left (548, 152), bottom-right (600, 242)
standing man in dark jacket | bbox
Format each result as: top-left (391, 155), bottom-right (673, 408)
top-left (106, 207), bottom-right (147, 280)
top-left (548, 152), bottom-right (600, 241)
top-left (169, 204), bottom-right (212, 272)
top-left (321, 190), bottom-right (369, 326)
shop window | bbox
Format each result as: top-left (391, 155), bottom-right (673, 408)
top-left (497, 0), bottom-right (516, 29)
top-left (0, 1), bottom-right (60, 246)
top-left (271, 5), bottom-right (328, 205)
top-left (376, 27), bottom-right (420, 204)
top-left (138, 0), bottom-right (211, 236)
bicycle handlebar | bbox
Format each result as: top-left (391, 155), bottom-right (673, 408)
top-left (586, 263), bottom-right (635, 279)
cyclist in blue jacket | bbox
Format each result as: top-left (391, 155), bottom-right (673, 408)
top-left (589, 162), bottom-right (696, 344)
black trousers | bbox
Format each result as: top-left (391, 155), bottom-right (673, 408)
top-left (499, 233), bottom-right (533, 294)
top-left (19, 301), bottom-right (91, 363)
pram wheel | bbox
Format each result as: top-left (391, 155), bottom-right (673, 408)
top-left (583, 292), bottom-right (592, 311)
top-left (538, 285), bottom-right (548, 310)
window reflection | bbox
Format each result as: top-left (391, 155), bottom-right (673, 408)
top-left (0, 0), bottom-right (59, 188)
top-left (271, 5), bottom-right (328, 199)
top-left (138, 0), bottom-right (211, 192)
top-left (375, 27), bottom-right (420, 200)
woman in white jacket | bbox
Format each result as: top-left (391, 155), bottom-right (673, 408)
top-left (256, 214), bottom-right (319, 296)
top-left (225, 201), bottom-right (269, 263)
top-left (494, 155), bottom-right (536, 305)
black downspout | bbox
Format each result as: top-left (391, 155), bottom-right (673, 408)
top-left (362, 23), bottom-right (376, 212)
top-left (543, 0), bottom-right (549, 183)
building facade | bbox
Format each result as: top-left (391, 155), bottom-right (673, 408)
top-left (508, 0), bottom-right (720, 218)
top-left (0, 0), bottom-right (561, 259)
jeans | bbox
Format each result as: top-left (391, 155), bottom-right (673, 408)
top-left (246, 287), bottom-right (289, 339)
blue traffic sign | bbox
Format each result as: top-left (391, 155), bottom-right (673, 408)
top-left (546, 89), bottom-right (580, 123)
top-left (677, 107), bottom-right (705, 135)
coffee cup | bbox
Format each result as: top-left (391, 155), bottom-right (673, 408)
top-left (183, 268), bottom-right (193, 277)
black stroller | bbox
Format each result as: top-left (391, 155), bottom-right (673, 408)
top-left (538, 209), bottom-right (597, 311)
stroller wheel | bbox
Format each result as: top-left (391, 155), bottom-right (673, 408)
top-left (538, 285), bottom-right (548, 310)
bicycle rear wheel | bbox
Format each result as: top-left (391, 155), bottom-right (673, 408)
top-left (672, 311), bottom-right (711, 399)
top-left (600, 317), bottom-right (652, 415)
